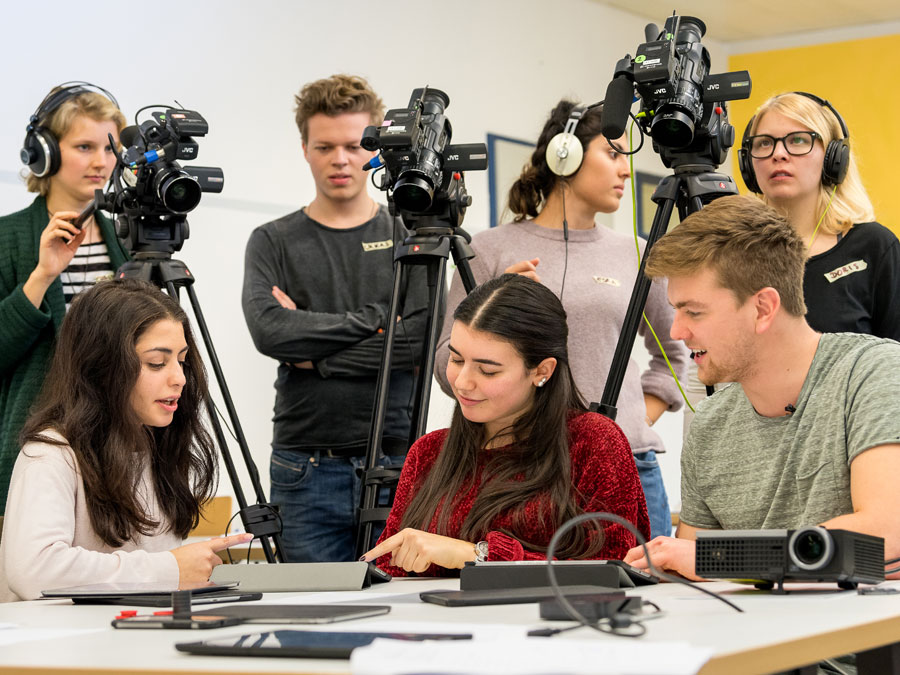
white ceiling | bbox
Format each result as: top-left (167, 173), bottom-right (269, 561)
top-left (595, 0), bottom-right (900, 42)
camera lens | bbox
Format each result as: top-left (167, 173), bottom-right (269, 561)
top-left (651, 110), bottom-right (695, 148)
top-left (394, 174), bottom-right (434, 212)
top-left (158, 171), bottom-right (202, 214)
top-left (788, 526), bottom-right (834, 571)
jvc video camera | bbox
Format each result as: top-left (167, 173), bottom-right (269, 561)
top-left (608, 15), bottom-right (751, 168)
top-left (112, 108), bottom-right (224, 254)
top-left (361, 87), bottom-right (487, 214)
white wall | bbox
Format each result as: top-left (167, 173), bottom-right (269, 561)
top-left (0, 0), bottom-right (731, 507)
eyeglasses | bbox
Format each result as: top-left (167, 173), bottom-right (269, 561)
top-left (746, 131), bottom-right (821, 159)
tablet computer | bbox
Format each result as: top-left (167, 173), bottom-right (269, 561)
top-left (176, 629), bottom-right (473, 659)
top-left (190, 604), bottom-right (392, 624)
top-left (459, 559), bottom-right (658, 591)
top-left (420, 584), bottom-right (623, 607)
top-left (41, 581), bottom-right (260, 606)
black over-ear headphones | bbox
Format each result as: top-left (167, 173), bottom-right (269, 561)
top-left (738, 91), bottom-right (850, 193)
top-left (21, 81), bottom-right (120, 178)
top-left (546, 105), bottom-right (586, 177)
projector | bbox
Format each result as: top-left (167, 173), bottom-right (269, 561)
top-left (695, 527), bottom-right (884, 592)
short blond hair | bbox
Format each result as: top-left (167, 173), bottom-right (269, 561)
top-left (293, 74), bottom-right (384, 144)
top-left (747, 92), bottom-right (875, 235)
top-left (645, 195), bottom-right (808, 317)
top-left (26, 90), bottom-right (125, 196)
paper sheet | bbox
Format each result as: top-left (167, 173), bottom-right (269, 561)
top-left (350, 636), bottom-right (712, 675)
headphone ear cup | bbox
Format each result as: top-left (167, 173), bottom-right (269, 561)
top-left (545, 132), bottom-right (584, 177)
top-left (21, 128), bottom-right (60, 178)
top-left (737, 146), bottom-right (761, 193)
top-left (822, 139), bottom-right (850, 187)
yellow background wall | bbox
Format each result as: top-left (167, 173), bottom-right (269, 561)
top-left (729, 34), bottom-right (900, 236)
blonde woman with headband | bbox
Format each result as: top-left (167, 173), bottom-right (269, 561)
top-left (738, 91), bottom-right (900, 339)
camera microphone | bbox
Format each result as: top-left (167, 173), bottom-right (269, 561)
top-left (119, 125), bottom-right (141, 149)
top-left (601, 76), bottom-right (634, 141)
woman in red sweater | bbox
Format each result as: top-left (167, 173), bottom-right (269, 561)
top-left (363, 274), bottom-right (650, 576)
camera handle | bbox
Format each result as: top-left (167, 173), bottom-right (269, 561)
top-left (354, 224), bottom-right (476, 559)
top-left (593, 165), bottom-right (738, 420)
top-left (117, 255), bottom-right (286, 563)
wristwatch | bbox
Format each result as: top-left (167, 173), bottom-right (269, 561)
top-left (474, 540), bottom-right (489, 563)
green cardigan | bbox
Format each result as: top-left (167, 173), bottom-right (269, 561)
top-left (0, 195), bottom-right (130, 510)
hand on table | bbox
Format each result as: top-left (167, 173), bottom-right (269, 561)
top-left (623, 536), bottom-right (703, 581)
top-left (171, 533), bottom-right (253, 587)
top-left (361, 528), bottom-right (477, 573)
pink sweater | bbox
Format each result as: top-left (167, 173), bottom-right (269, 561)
top-left (0, 433), bottom-right (180, 602)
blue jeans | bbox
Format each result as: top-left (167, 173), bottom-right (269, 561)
top-left (634, 450), bottom-right (672, 540)
top-left (269, 449), bottom-right (406, 563)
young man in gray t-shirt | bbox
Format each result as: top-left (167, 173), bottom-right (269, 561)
top-left (623, 195), bottom-right (900, 580)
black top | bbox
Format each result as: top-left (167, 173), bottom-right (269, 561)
top-left (804, 221), bottom-right (900, 341)
top-left (241, 206), bottom-right (429, 451)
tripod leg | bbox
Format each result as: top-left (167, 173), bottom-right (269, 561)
top-left (356, 261), bottom-right (405, 558)
top-left (182, 285), bottom-right (285, 563)
top-left (408, 258), bottom-right (448, 442)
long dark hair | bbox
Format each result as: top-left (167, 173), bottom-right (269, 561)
top-left (22, 279), bottom-right (217, 546)
top-left (507, 100), bottom-right (606, 221)
top-left (401, 274), bottom-right (602, 558)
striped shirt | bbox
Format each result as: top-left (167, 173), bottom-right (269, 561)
top-left (61, 240), bottom-right (115, 309)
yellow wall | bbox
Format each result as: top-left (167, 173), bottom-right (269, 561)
top-left (729, 34), bottom-right (900, 236)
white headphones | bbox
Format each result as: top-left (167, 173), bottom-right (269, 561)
top-left (545, 105), bottom-right (585, 177)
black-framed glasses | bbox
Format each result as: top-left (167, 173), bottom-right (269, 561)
top-left (746, 131), bottom-right (820, 159)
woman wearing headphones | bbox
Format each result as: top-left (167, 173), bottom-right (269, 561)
top-left (739, 92), bottom-right (900, 339)
top-left (0, 83), bottom-right (130, 511)
top-left (434, 101), bottom-right (688, 541)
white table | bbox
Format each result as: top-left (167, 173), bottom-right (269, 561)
top-left (1, 577), bottom-right (898, 674)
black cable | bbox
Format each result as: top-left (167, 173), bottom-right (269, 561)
top-left (608, 113), bottom-right (646, 156)
top-left (544, 511), bottom-right (743, 639)
top-left (559, 188), bottom-right (569, 302)
top-left (885, 565), bottom-right (900, 575)
top-left (885, 557), bottom-right (900, 565)
top-left (132, 104), bottom-right (172, 127)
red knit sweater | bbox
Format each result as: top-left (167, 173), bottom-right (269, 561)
top-left (375, 412), bottom-right (650, 576)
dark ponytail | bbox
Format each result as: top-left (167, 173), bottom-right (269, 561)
top-left (507, 100), bottom-right (606, 222)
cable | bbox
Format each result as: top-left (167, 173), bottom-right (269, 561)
top-left (621, 115), bottom-right (695, 413)
top-left (559, 187), bottom-right (569, 302)
top-left (808, 185), bottom-right (838, 250)
top-left (542, 511), bottom-right (743, 639)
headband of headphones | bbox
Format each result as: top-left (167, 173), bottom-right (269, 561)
top-left (27, 81), bottom-right (120, 131)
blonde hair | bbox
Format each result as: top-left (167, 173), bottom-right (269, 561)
top-left (293, 74), bottom-right (384, 144)
top-left (645, 195), bottom-right (808, 317)
top-left (747, 92), bottom-right (875, 235)
top-left (26, 90), bottom-right (126, 197)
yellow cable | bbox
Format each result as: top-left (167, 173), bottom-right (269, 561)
top-left (808, 185), bottom-right (838, 249)
top-left (626, 116), bottom-right (695, 413)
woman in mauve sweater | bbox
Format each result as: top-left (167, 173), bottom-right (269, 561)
top-left (0, 279), bottom-right (250, 602)
top-left (363, 274), bottom-right (649, 576)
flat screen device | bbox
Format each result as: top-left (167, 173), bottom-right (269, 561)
top-left (41, 582), bottom-right (261, 607)
top-left (176, 629), bottom-right (473, 659)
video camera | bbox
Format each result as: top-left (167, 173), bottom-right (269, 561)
top-left (105, 108), bottom-right (224, 255)
top-left (360, 87), bottom-right (487, 217)
top-left (603, 14), bottom-right (751, 169)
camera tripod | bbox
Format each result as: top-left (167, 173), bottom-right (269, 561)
top-left (118, 252), bottom-right (286, 563)
top-left (594, 163), bottom-right (737, 419)
top-left (353, 177), bottom-right (477, 559)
